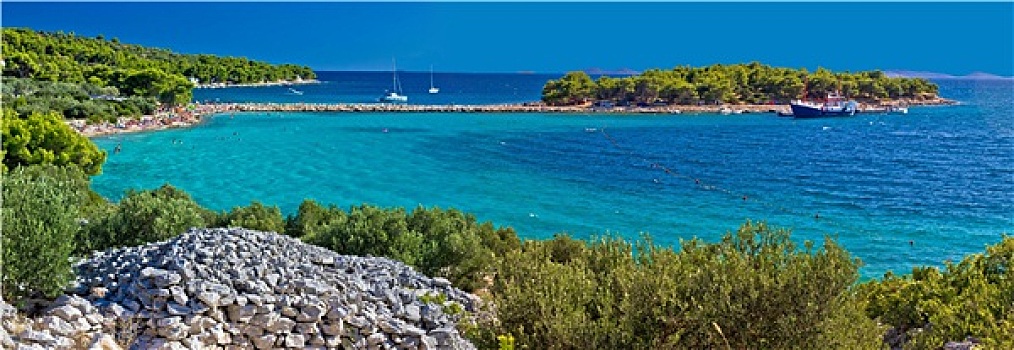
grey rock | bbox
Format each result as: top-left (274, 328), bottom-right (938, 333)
top-left (166, 301), bottom-right (190, 316)
top-left (347, 315), bottom-right (371, 330)
top-left (169, 286), bottom-right (188, 305)
top-left (403, 324), bottom-right (427, 337)
top-left (431, 277), bottom-right (452, 288)
top-left (280, 306), bottom-right (298, 318)
top-left (321, 320), bottom-right (344, 336)
top-left (84, 313), bottom-right (104, 327)
top-left (16, 330), bottom-right (57, 345)
top-left (197, 291), bottom-right (221, 308)
top-left (295, 322), bottom-right (319, 336)
top-left (284, 333), bottom-right (305, 348)
top-left (71, 316), bottom-right (93, 332)
top-left (265, 316), bottom-right (294, 334)
top-left (210, 325), bottom-right (231, 345)
top-left (1, 326), bottom-right (14, 349)
top-left (122, 299), bottom-right (141, 313)
top-left (226, 304), bottom-right (256, 323)
top-left (86, 333), bottom-right (120, 350)
top-left (326, 305), bottom-right (348, 320)
top-left (324, 335), bottom-right (341, 348)
top-left (367, 332), bottom-right (386, 345)
top-left (403, 305), bottom-right (421, 323)
top-left (420, 335), bottom-right (438, 350)
top-left (251, 334), bottom-right (275, 349)
top-left (297, 304), bottom-right (324, 322)
top-left (38, 315), bottom-right (75, 337)
top-left (50, 305), bottom-right (83, 322)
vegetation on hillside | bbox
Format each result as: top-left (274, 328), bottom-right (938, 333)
top-left (2, 27), bottom-right (315, 105)
top-left (542, 62), bottom-right (940, 106)
top-left (2, 78), bottom-right (157, 123)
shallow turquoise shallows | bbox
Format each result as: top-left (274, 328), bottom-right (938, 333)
top-left (93, 77), bottom-right (1013, 279)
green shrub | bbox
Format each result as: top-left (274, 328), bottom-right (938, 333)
top-left (294, 201), bottom-right (520, 291)
top-left (2, 107), bottom-right (107, 175)
top-left (220, 200), bottom-right (285, 233)
top-left (284, 199), bottom-right (347, 239)
top-left (473, 221), bottom-right (882, 349)
top-left (1, 165), bottom-right (90, 301)
top-left (407, 206), bottom-right (520, 291)
top-left (79, 184), bottom-right (211, 252)
top-left (305, 204), bottom-right (423, 266)
top-left (859, 236), bottom-right (1014, 349)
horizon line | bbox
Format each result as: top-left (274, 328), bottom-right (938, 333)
top-left (309, 69), bottom-right (1014, 79)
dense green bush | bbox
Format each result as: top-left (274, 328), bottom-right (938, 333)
top-left (219, 200), bottom-right (286, 233)
top-left (859, 236), bottom-right (1014, 349)
top-left (472, 222), bottom-right (882, 349)
top-left (293, 200), bottom-right (520, 291)
top-left (78, 184), bottom-right (212, 253)
top-left (1, 165), bottom-right (90, 301)
top-left (284, 199), bottom-right (346, 239)
top-left (2, 107), bottom-right (107, 175)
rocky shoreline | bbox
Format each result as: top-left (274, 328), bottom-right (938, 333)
top-left (2, 228), bottom-right (478, 349)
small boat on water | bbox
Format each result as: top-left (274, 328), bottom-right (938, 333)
top-left (428, 65), bottom-right (439, 94)
top-left (287, 88), bottom-right (304, 95)
top-left (379, 58), bottom-right (408, 103)
top-left (789, 92), bottom-right (857, 118)
top-left (888, 105), bottom-right (909, 114)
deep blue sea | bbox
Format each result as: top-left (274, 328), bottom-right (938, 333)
top-left (93, 72), bottom-right (1013, 279)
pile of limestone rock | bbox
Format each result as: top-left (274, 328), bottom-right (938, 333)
top-left (4, 227), bottom-right (478, 349)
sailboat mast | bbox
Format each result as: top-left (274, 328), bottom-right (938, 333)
top-left (430, 65), bottom-right (434, 89)
top-left (392, 58), bottom-right (397, 91)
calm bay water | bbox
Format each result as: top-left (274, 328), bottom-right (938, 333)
top-left (94, 74), bottom-right (1013, 278)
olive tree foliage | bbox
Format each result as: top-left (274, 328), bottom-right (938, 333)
top-left (219, 201), bottom-right (286, 233)
top-left (2, 107), bottom-right (107, 175)
top-left (472, 221), bottom-right (882, 349)
top-left (1, 165), bottom-right (91, 301)
top-left (289, 200), bottom-right (520, 291)
top-left (78, 184), bottom-right (213, 253)
top-left (858, 236), bottom-right (1014, 349)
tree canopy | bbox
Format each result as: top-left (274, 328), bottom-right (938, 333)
top-left (542, 62), bottom-right (940, 106)
top-left (2, 107), bottom-right (107, 175)
top-left (2, 27), bottom-right (316, 104)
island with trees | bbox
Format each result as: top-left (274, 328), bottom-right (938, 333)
top-left (541, 63), bottom-right (951, 110)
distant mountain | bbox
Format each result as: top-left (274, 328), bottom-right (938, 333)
top-left (962, 71), bottom-right (1013, 80)
top-left (583, 67), bottom-right (641, 76)
top-left (885, 70), bottom-right (1013, 80)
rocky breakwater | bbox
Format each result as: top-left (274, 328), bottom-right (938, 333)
top-left (7, 227), bottom-right (479, 349)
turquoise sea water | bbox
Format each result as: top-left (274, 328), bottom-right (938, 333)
top-left (93, 75), bottom-right (1013, 278)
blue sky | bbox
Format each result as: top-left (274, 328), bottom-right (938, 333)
top-left (3, 2), bottom-right (1012, 75)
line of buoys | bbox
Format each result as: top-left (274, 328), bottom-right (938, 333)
top-left (597, 127), bottom-right (879, 239)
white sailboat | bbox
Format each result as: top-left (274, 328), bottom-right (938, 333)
top-left (428, 65), bottom-right (439, 94)
top-left (379, 58), bottom-right (408, 103)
